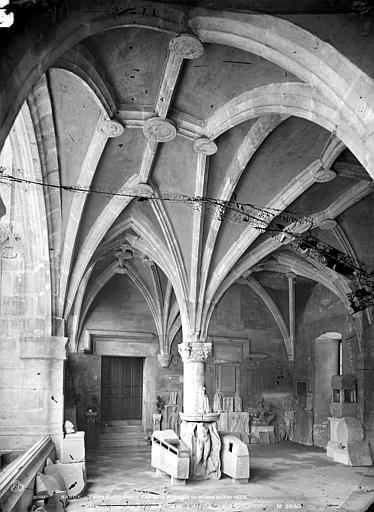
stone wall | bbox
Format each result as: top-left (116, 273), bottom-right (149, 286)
top-left (70, 279), bottom-right (291, 433)
top-left (67, 275), bottom-right (184, 432)
top-left (208, 283), bottom-right (291, 411)
top-left (0, 256), bottom-right (66, 453)
top-left (0, 218), bottom-right (66, 455)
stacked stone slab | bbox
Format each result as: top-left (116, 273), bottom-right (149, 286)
top-left (57, 432), bottom-right (87, 497)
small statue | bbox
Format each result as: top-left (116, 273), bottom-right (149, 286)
top-left (153, 413), bottom-right (161, 431)
top-left (234, 392), bottom-right (243, 412)
top-left (156, 395), bottom-right (165, 413)
top-left (195, 423), bottom-right (211, 472)
top-left (283, 396), bottom-right (296, 439)
top-left (198, 386), bottom-right (211, 414)
top-left (223, 396), bottom-right (234, 412)
top-left (64, 420), bottom-right (75, 434)
top-left (168, 406), bottom-right (180, 434)
top-left (213, 391), bottom-right (223, 413)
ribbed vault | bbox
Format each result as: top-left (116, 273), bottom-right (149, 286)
top-left (1, 2), bottom-right (373, 362)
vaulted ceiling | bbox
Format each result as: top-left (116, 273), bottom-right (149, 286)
top-left (1, 2), bottom-right (373, 359)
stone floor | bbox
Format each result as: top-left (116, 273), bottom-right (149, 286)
top-left (66, 442), bottom-right (374, 512)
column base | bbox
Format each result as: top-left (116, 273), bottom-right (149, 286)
top-left (180, 420), bottom-right (221, 480)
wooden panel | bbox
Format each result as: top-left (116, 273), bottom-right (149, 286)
top-left (101, 356), bottom-right (143, 421)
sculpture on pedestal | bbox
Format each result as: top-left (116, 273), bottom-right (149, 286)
top-left (252, 398), bottom-right (275, 426)
top-left (180, 420), bottom-right (221, 480)
top-left (196, 423), bottom-right (211, 473)
top-left (283, 396), bottom-right (296, 440)
top-left (213, 391), bottom-right (223, 413)
top-left (198, 386), bottom-right (211, 414)
top-left (234, 392), bottom-right (243, 412)
top-left (223, 396), bottom-right (234, 412)
top-left (168, 406), bottom-right (180, 435)
top-left (153, 414), bottom-right (162, 431)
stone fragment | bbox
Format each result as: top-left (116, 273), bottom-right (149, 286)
top-left (223, 397), bottom-right (234, 412)
top-left (53, 461), bottom-right (87, 498)
top-left (220, 434), bottom-right (250, 483)
top-left (61, 432), bottom-right (85, 463)
top-left (180, 420), bottom-right (221, 480)
top-left (64, 421), bottom-right (75, 434)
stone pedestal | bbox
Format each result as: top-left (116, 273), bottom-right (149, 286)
top-left (61, 432), bottom-right (85, 463)
top-left (251, 425), bottom-right (275, 444)
top-left (151, 430), bottom-right (190, 485)
top-left (220, 433), bottom-right (250, 483)
top-left (178, 340), bottom-right (222, 480)
top-left (327, 417), bottom-right (372, 466)
top-left (218, 412), bottom-right (250, 434)
top-left (180, 419), bottom-right (221, 480)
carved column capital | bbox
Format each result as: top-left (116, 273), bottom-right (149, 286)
top-left (178, 342), bottom-right (212, 362)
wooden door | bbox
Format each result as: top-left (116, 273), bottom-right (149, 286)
top-left (101, 356), bottom-right (143, 421)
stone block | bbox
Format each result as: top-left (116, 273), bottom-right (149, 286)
top-left (170, 477), bottom-right (186, 486)
top-left (259, 432), bottom-right (270, 444)
top-left (220, 434), bottom-right (250, 481)
top-left (327, 440), bottom-right (372, 466)
top-left (151, 432), bottom-right (189, 480)
top-left (53, 461), bottom-right (86, 498)
top-left (348, 441), bottom-right (372, 466)
top-left (251, 425), bottom-right (274, 444)
top-left (61, 432), bottom-right (85, 463)
top-left (44, 458), bottom-right (68, 492)
top-left (218, 412), bottom-right (228, 431)
top-left (232, 477), bottom-right (249, 484)
top-left (35, 472), bottom-right (67, 498)
top-left (152, 429), bottom-right (179, 444)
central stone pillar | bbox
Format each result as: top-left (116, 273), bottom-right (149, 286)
top-left (178, 341), bottom-right (221, 480)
